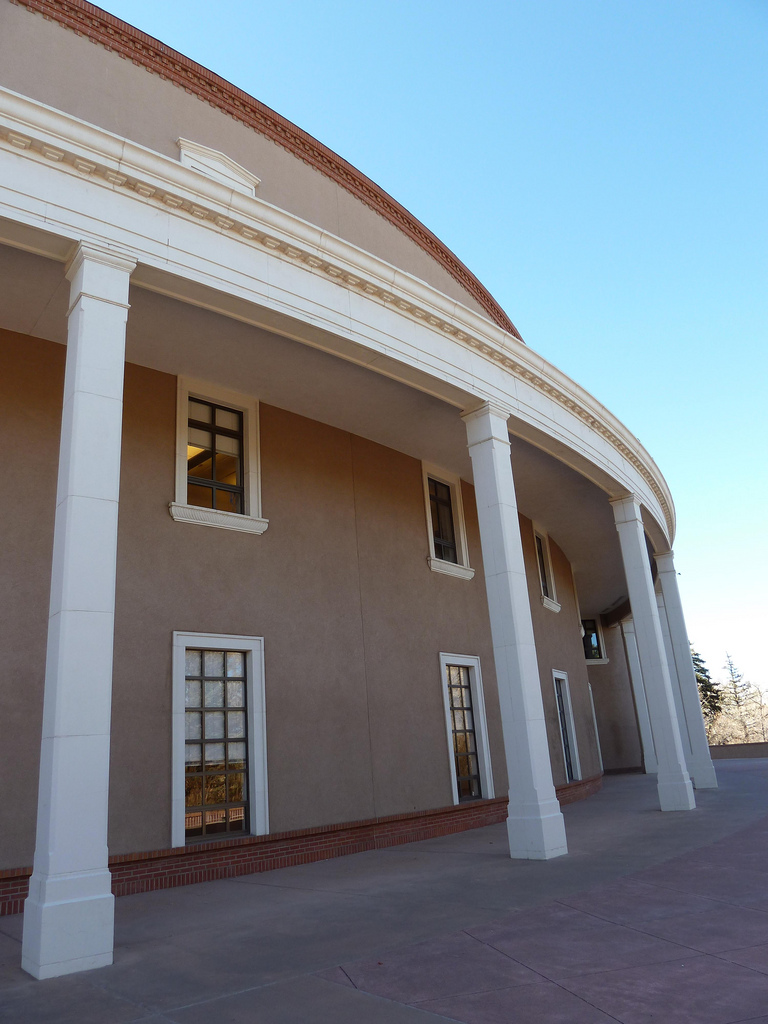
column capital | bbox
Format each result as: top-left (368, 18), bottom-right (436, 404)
top-left (65, 241), bottom-right (137, 281)
top-left (609, 493), bottom-right (644, 526)
top-left (654, 550), bottom-right (676, 573)
top-left (461, 401), bottom-right (512, 447)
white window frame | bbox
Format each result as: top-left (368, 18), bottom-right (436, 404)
top-left (439, 653), bottom-right (493, 803)
top-left (169, 376), bottom-right (269, 534)
top-left (422, 464), bottom-right (475, 580)
top-left (553, 670), bottom-right (581, 783)
top-left (582, 616), bottom-right (609, 665)
top-left (533, 523), bottom-right (560, 612)
top-left (172, 631), bottom-right (269, 847)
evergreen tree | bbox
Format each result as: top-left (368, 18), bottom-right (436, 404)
top-left (692, 647), bottom-right (723, 722)
top-left (721, 654), bottom-right (756, 742)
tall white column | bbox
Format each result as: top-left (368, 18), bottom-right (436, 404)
top-left (656, 552), bottom-right (718, 789)
top-left (463, 403), bottom-right (567, 859)
top-left (22, 244), bottom-right (135, 980)
top-left (610, 496), bottom-right (695, 811)
top-left (620, 619), bottom-right (658, 774)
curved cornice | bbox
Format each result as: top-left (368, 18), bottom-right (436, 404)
top-left (0, 84), bottom-right (675, 541)
top-left (10, 0), bottom-right (522, 340)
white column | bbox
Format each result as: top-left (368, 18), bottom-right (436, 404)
top-left (22, 244), bottom-right (135, 980)
top-left (463, 402), bottom-right (567, 859)
top-left (656, 552), bottom-right (718, 789)
top-left (610, 496), bottom-right (695, 811)
top-left (620, 619), bottom-right (658, 774)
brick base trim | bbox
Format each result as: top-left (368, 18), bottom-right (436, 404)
top-left (0, 776), bottom-right (601, 915)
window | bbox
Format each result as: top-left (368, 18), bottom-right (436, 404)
top-left (422, 465), bottom-right (474, 580)
top-left (553, 671), bottom-right (581, 784)
top-left (582, 618), bottom-right (608, 663)
top-left (172, 632), bottom-right (268, 846)
top-left (170, 377), bottom-right (268, 534)
top-left (533, 525), bottom-right (560, 612)
top-left (439, 654), bottom-right (493, 803)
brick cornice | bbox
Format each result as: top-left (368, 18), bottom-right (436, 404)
top-left (10, 0), bottom-right (522, 340)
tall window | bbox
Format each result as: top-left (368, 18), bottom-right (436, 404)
top-left (184, 649), bottom-right (249, 839)
top-left (553, 672), bottom-right (581, 784)
top-left (187, 399), bottom-right (244, 513)
top-left (429, 477), bottom-right (457, 564)
top-left (439, 654), bottom-right (493, 804)
top-left (172, 632), bottom-right (268, 847)
top-left (446, 664), bottom-right (482, 799)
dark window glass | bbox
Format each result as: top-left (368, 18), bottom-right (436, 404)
top-left (446, 665), bottom-right (482, 800)
top-left (555, 677), bottom-right (575, 782)
top-left (185, 649), bottom-right (248, 840)
top-left (187, 399), bottom-right (244, 514)
top-left (535, 534), bottom-right (550, 598)
top-left (582, 619), bottom-right (603, 660)
top-left (429, 478), bottom-right (457, 564)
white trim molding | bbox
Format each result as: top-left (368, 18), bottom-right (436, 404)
top-left (171, 632), bottom-right (269, 849)
top-left (177, 138), bottom-right (261, 197)
top-left (438, 653), bottom-right (494, 804)
top-left (422, 463), bottom-right (475, 580)
top-left (172, 376), bottom-right (268, 534)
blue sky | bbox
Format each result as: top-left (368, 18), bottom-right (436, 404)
top-left (99, 0), bottom-right (767, 686)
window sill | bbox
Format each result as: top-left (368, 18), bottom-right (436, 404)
top-left (585, 657), bottom-right (610, 666)
top-left (541, 595), bottom-right (561, 613)
top-left (169, 502), bottom-right (269, 534)
top-left (428, 556), bottom-right (475, 581)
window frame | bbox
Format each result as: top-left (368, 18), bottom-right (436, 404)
top-left (170, 377), bottom-right (268, 534)
top-left (172, 631), bottom-right (268, 847)
top-left (552, 670), bottom-right (581, 784)
top-left (533, 524), bottom-right (560, 612)
top-left (439, 653), bottom-right (493, 804)
top-left (422, 464), bottom-right (474, 581)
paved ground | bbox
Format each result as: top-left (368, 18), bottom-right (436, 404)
top-left (3, 760), bottom-right (768, 1022)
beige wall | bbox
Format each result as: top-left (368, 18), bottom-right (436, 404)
top-left (0, 331), bottom-right (507, 865)
top-left (587, 625), bottom-right (644, 772)
top-left (521, 520), bottom-right (603, 785)
top-left (0, 0), bottom-right (488, 320)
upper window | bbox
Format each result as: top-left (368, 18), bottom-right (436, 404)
top-left (582, 618), bottom-right (609, 664)
top-left (172, 632), bottom-right (268, 846)
top-left (533, 526), bottom-right (560, 613)
top-left (439, 654), bottom-right (493, 804)
top-left (422, 465), bottom-right (474, 581)
top-left (170, 378), bottom-right (268, 534)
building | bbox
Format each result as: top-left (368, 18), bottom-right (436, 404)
top-left (0, 0), bottom-right (716, 980)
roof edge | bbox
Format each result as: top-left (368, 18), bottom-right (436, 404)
top-left (11, 0), bottom-right (523, 340)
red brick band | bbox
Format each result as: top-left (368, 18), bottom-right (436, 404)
top-left (10, 0), bottom-right (521, 340)
top-left (0, 777), bottom-right (601, 916)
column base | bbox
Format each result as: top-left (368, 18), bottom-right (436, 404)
top-left (657, 773), bottom-right (696, 811)
top-left (22, 884), bottom-right (114, 979)
top-left (690, 758), bottom-right (719, 790)
top-left (506, 804), bottom-right (568, 860)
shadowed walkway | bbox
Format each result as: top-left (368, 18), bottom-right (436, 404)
top-left (2, 761), bottom-right (768, 1022)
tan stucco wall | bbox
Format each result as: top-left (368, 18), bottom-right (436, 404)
top-left (521, 521), bottom-right (603, 786)
top-left (0, 331), bottom-right (506, 866)
top-left (0, 0), bottom-right (488, 320)
top-left (0, 331), bottom-right (62, 869)
top-left (587, 625), bottom-right (644, 772)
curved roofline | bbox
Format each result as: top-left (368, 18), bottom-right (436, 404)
top-left (14, 0), bottom-right (523, 341)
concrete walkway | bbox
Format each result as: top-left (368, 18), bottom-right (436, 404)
top-left (3, 760), bottom-right (768, 1022)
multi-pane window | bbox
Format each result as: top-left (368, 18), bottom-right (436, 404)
top-left (184, 649), bottom-right (248, 840)
top-left (429, 477), bottom-right (457, 564)
top-left (446, 664), bottom-right (482, 800)
top-left (187, 399), bottom-right (244, 514)
top-left (582, 619), bottom-right (603, 660)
